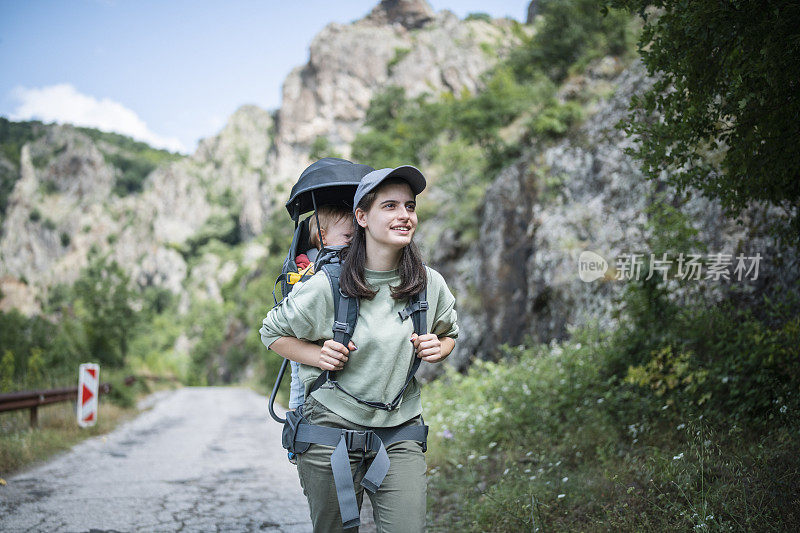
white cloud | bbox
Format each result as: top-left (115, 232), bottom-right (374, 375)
top-left (9, 84), bottom-right (187, 153)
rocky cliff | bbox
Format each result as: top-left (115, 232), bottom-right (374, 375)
top-left (422, 58), bottom-right (798, 377)
top-left (0, 0), bottom-right (521, 318)
top-left (270, 0), bottom-right (523, 187)
top-left (4, 0), bottom-right (794, 384)
top-left (0, 106), bottom-right (274, 314)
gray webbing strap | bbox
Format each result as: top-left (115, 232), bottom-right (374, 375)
top-left (294, 422), bottom-right (427, 528)
top-left (331, 436), bottom-right (360, 528)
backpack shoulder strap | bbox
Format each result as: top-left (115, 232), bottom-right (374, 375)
top-left (307, 262), bottom-right (359, 396)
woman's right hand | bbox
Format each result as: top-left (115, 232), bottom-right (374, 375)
top-left (317, 339), bottom-right (357, 371)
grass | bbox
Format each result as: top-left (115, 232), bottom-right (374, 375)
top-left (0, 400), bottom-right (136, 478)
top-left (422, 324), bottom-right (800, 531)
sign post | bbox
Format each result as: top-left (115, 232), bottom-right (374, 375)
top-left (77, 363), bottom-right (100, 428)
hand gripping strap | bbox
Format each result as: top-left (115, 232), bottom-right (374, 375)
top-left (307, 264), bottom-right (360, 397)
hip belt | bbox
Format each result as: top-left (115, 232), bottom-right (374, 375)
top-left (285, 413), bottom-right (428, 529)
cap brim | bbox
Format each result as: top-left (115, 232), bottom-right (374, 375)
top-left (381, 165), bottom-right (426, 195)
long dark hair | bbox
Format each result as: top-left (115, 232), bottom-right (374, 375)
top-left (340, 178), bottom-right (426, 300)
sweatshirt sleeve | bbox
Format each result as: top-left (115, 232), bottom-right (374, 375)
top-left (259, 272), bottom-right (334, 350)
top-left (427, 267), bottom-right (459, 339)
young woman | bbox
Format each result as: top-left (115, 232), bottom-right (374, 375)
top-left (260, 166), bottom-right (458, 532)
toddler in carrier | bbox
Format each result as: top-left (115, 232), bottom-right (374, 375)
top-left (288, 205), bottom-right (354, 411)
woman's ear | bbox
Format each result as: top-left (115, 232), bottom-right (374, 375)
top-left (354, 208), bottom-right (368, 228)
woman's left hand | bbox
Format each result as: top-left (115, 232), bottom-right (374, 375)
top-left (411, 333), bottom-right (450, 363)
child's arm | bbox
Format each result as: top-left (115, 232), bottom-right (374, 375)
top-left (269, 336), bottom-right (358, 371)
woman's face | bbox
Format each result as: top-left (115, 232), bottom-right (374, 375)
top-left (355, 182), bottom-right (417, 250)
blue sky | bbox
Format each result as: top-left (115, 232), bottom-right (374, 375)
top-left (0, 0), bottom-right (530, 153)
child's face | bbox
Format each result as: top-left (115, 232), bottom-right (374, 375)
top-left (322, 216), bottom-right (354, 247)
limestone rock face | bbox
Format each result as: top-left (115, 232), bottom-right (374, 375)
top-left (272, 0), bottom-right (522, 184)
top-left (0, 106), bottom-right (274, 314)
top-left (421, 59), bottom-right (798, 378)
top-left (0, 2), bottom-right (517, 316)
top-left (364, 0), bottom-right (435, 29)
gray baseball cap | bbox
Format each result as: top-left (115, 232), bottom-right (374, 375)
top-left (352, 165), bottom-right (426, 213)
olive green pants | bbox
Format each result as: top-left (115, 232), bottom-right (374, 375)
top-left (296, 396), bottom-right (427, 533)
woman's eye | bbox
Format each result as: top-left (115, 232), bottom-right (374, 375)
top-left (406, 204), bottom-right (416, 211)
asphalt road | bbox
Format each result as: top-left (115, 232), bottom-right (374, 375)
top-left (0, 387), bottom-right (376, 532)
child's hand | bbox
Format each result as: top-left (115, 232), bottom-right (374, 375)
top-left (411, 333), bottom-right (446, 363)
top-left (318, 339), bottom-right (357, 371)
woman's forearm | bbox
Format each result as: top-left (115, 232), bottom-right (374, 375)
top-left (269, 336), bottom-right (322, 367)
top-left (440, 336), bottom-right (456, 358)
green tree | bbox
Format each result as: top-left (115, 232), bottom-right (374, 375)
top-left (73, 256), bottom-right (139, 367)
top-left (308, 135), bottom-right (341, 160)
top-left (508, 0), bottom-right (636, 82)
top-left (606, 0), bottom-right (800, 244)
top-left (27, 347), bottom-right (44, 386)
top-left (1, 349), bottom-right (14, 392)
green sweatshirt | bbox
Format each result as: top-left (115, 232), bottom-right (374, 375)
top-left (260, 266), bottom-right (459, 427)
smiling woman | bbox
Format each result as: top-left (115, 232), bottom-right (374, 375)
top-left (260, 164), bottom-right (459, 532)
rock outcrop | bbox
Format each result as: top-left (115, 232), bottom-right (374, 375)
top-left (270, 0), bottom-right (522, 186)
top-left (422, 58), bottom-right (798, 378)
top-left (0, 106), bottom-right (275, 313)
top-left (0, 1), bottom-right (520, 316)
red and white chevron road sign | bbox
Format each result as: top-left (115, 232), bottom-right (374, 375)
top-left (77, 363), bottom-right (100, 428)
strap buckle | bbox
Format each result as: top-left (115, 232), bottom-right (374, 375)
top-left (344, 430), bottom-right (370, 452)
top-left (332, 321), bottom-right (350, 334)
top-left (398, 300), bottom-right (429, 321)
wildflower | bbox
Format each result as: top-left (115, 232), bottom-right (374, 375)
top-left (503, 468), bottom-right (510, 475)
top-left (442, 428), bottom-right (454, 439)
top-left (489, 441), bottom-right (497, 448)
top-left (468, 454), bottom-right (476, 460)
top-left (557, 494), bottom-right (565, 499)
top-left (525, 468), bottom-right (531, 473)
top-left (780, 405), bottom-right (787, 414)
top-left (456, 464), bottom-right (463, 469)
top-left (479, 455), bottom-right (488, 460)
top-left (529, 475), bottom-right (536, 480)
top-left (673, 452), bottom-right (684, 460)
top-left (676, 423), bottom-right (686, 430)
top-left (597, 398), bottom-right (604, 404)
top-left (562, 477), bottom-right (568, 482)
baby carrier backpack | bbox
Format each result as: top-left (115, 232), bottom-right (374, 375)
top-left (266, 158), bottom-right (430, 528)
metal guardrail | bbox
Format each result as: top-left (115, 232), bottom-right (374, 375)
top-left (0, 383), bottom-right (112, 427)
top-left (0, 374), bottom-right (179, 428)
top-left (123, 374), bottom-right (180, 386)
